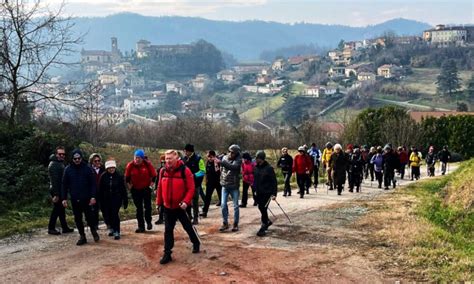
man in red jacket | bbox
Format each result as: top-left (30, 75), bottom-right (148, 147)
top-left (125, 149), bottom-right (157, 233)
top-left (293, 146), bottom-right (313, 198)
top-left (156, 150), bottom-right (201, 265)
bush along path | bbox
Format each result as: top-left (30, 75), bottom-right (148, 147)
top-left (0, 163), bottom-right (468, 283)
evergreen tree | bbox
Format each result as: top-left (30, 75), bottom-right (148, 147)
top-left (436, 59), bottom-right (461, 96)
top-left (337, 39), bottom-right (345, 50)
top-left (465, 74), bottom-right (474, 100)
top-left (228, 107), bottom-right (240, 127)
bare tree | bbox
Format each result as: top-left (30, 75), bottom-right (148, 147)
top-left (1, 0), bottom-right (81, 127)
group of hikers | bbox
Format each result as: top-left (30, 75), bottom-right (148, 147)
top-left (47, 142), bottom-right (451, 264)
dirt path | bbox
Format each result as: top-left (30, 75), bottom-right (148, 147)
top-left (0, 166), bottom-right (456, 283)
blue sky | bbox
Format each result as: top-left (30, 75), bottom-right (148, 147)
top-left (45, 0), bottom-right (473, 26)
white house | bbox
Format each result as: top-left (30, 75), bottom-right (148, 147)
top-left (217, 70), bottom-right (237, 82)
top-left (201, 108), bottom-right (229, 121)
top-left (166, 81), bottom-right (185, 95)
top-left (123, 95), bottom-right (161, 113)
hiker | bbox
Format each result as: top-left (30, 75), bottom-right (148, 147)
top-left (303, 144), bottom-right (312, 193)
top-left (345, 144), bottom-right (354, 187)
top-left (253, 151), bottom-right (278, 237)
top-left (156, 150), bottom-right (200, 265)
top-left (88, 153), bottom-right (105, 231)
top-left (277, 147), bottom-right (293, 197)
top-left (329, 144), bottom-right (349, 195)
top-left (47, 146), bottom-right (74, 235)
top-left (219, 144), bottom-right (242, 232)
top-left (200, 150), bottom-right (222, 218)
top-left (322, 142), bottom-right (334, 190)
top-left (366, 146), bottom-right (376, 182)
top-left (382, 144), bottom-right (399, 190)
top-left (370, 146), bottom-right (384, 188)
top-left (182, 144), bottom-right (206, 225)
top-left (293, 146), bottom-right (313, 198)
top-left (348, 147), bottom-right (364, 193)
top-left (154, 155), bottom-right (166, 225)
top-left (426, 146), bottom-right (437, 177)
top-left (409, 147), bottom-right (421, 180)
top-left (308, 143), bottom-right (321, 190)
top-left (240, 152), bottom-right (256, 207)
top-left (397, 146), bottom-right (409, 180)
top-left (437, 146), bottom-right (451, 175)
top-left (124, 149), bottom-right (157, 233)
top-left (61, 149), bottom-right (99, 246)
top-left (98, 159), bottom-right (128, 240)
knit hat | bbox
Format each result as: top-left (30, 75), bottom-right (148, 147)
top-left (242, 152), bottom-right (252, 161)
top-left (134, 149), bottom-right (145, 158)
top-left (184, 144), bottom-right (195, 152)
top-left (72, 149), bottom-right (83, 159)
top-left (298, 146), bottom-right (305, 152)
top-left (228, 144), bottom-right (241, 153)
top-left (105, 160), bottom-right (116, 169)
top-left (256, 150), bottom-right (266, 160)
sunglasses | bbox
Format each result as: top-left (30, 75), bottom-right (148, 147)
top-left (93, 159), bottom-right (101, 163)
top-left (73, 157), bottom-right (82, 161)
top-left (57, 153), bottom-right (66, 156)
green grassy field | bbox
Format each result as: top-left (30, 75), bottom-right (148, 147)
top-left (240, 95), bottom-right (285, 122)
top-left (403, 68), bottom-right (472, 96)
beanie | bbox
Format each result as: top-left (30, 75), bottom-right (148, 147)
top-left (228, 144), bottom-right (241, 153)
top-left (105, 160), bottom-right (117, 169)
top-left (134, 149), bottom-right (145, 159)
top-left (184, 144), bottom-right (194, 152)
top-left (256, 150), bottom-right (266, 160)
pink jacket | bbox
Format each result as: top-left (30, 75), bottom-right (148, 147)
top-left (241, 160), bottom-right (255, 185)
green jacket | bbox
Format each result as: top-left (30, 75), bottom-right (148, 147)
top-left (48, 154), bottom-right (65, 197)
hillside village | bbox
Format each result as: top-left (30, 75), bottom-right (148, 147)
top-left (11, 23), bottom-right (474, 140)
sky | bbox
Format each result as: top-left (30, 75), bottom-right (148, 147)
top-left (43, 0), bottom-right (473, 26)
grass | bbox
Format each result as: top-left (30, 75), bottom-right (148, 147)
top-left (240, 95), bottom-right (285, 122)
top-left (403, 68), bottom-right (472, 96)
top-left (356, 159), bottom-right (473, 281)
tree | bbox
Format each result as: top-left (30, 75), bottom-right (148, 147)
top-left (456, 102), bottom-right (468, 112)
top-left (228, 107), bottom-right (240, 127)
top-left (465, 74), bottom-right (474, 100)
top-left (337, 39), bottom-right (345, 51)
top-left (1, 0), bottom-right (82, 127)
top-left (436, 59), bottom-right (461, 96)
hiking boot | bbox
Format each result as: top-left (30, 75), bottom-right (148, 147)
top-left (135, 227), bottom-right (145, 233)
top-left (256, 228), bottom-right (266, 237)
top-left (356, 186), bottom-right (360, 193)
top-left (219, 223), bottom-right (229, 232)
top-left (155, 219), bottom-right (164, 225)
top-left (91, 229), bottom-right (100, 242)
top-left (160, 254), bottom-right (173, 265)
top-left (378, 184), bottom-right (382, 189)
top-left (62, 228), bottom-right (74, 234)
top-left (264, 221), bottom-right (273, 230)
top-left (199, 212), bottom-right (207, 218)
top-left (192, 243), bottom-right (200, 253)
top-left (253, 202), bottom-right (258, 206)
top-left (300, 195), bottom-right (304, 199)
top-left (76, 235), bottom-right (87, 246)
top-left (348, 188), bottom-right (353, 193)
top-left (283, 193), bottom-right (287, 197)
top-left (231, 223), bottom-right (239, 232)
top-left (239, 204), bottom-right (247, 208)
top-left (215, 202), bottom-right (221, 207)
top-left (108, 229), bottom-right (114, 237)
top-left (147, 223), bottom-right (153, 230)
top-left (384, 187), bottom-right (389, 190)
top-left (114, 232), bottom-right (120, 240)
top-left (48, 229), bottom-right (61, 235)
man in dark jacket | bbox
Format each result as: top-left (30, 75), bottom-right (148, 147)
top-left (47, 146), bottom-right (73, 235)
top-left (219, 144), bottom-right (242, 232)
top-left (277, 147), bottom-right (293, 197)
top-left (382, 144), bottom-right (400, 190)
top-left (254, 151), bottom-right (278, 237)
top-left (438, 146), bottom-right (451, 175)
top-left (182, 144), bottom-right (206, 225)
top-left (201, 150), bottom-right (222, 218)
top-left (348, 148), bottom-right (364, 193)
top-left (61, 149), bottom-right (99, 245)
top-left (329, 144), bottom-right (349, 196)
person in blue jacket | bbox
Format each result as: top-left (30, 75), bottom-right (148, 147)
top-left (61, 149), bottom-right (99, 246)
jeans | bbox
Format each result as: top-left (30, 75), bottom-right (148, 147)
top-left (131, 187), bottom-right (152, 229)
top-left (221, 186), bottom-right (240, 225)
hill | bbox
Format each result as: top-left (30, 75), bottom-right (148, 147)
top-left (72, 14), bottom-right (431, 60)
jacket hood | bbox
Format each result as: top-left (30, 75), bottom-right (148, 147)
top-left (49, 154), bottom-right (58, 162)
top-left (72, 149), bottom-right (83, 158)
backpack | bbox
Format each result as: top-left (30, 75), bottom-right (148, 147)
top-left (159, 165), bottom-right (187, 183)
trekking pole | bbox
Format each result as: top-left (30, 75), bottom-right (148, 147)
top-left (192, 224), bottom-right (202, 244)
top-left (273, 199), bottom-right (292, 223)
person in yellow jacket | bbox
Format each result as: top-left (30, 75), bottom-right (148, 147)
top-left (409, 147), bottom-right (421, 180)
top-left (322, 142), bottom-right (334, 190)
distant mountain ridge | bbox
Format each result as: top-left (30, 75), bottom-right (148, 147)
top-left (72, 13), bottom-right (432, 60)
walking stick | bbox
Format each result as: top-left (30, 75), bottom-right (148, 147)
top-left (192, 224), bottom-right (202, 244)
top-left (273, 199), bottom-right (292, 223)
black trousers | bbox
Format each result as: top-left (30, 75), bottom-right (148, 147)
top-left (241, 181), bottom-right (256, 206)
top-left (102, 196), bottom-right (122, 233)
top-left (384, 169), bottom-right (395, 187)
top-left (368, 164), bottom-right (375, 181)
top-left (312, 166), bottom-right (319, 187)
top-left (296, 174), bottom-right (307, 197)
top-left (186, 185), bottom-right (201, 220)
top-left (202, 182), bottom-right (222, 214)
top-left (131, 188), bottom-right (152, 229)
top-left (375, 171), bottom-right (383, 187)
top-left (71, 199), bottom-right (95, 236)
top-left (349, 171), bottom-right (362, 190)
top-left (283, 172), bottom-right (292, 196)
top-left (256, 193), bottom-right (272, 226)
top-left (48, 200), bottom-right (69, 230)
top-left (399, 163), bottom-right (407, 179)
top-left (163, 208), bottom-right (200, 254)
